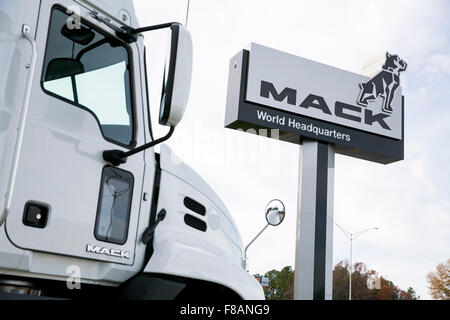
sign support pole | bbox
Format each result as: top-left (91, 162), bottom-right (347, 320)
top-left (225, 45), bottom-right (406, 299)
top-left (294, 139), bottom-right (335, 300)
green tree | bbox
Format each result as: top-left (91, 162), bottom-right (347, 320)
top-left (406, 287), bottom-right (419, 300)
top-left (259, 266), bottom-right (294, 300)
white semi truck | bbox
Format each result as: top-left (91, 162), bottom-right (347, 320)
top-left (0, 0), bottom-right (272, 299)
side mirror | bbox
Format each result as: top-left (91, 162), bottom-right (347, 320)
top-left (159, 24), bottom-right (193, 127)
top-left (45, 58), bottom-right (84, 82)
top-left (265, 199), bottom-right (286, 226)
top-left (61, 24), bottom-right (95, 45)
top-left (243, 199), bottom-right (286, 270)
top-left (103, 22), bottom-right (193, 167)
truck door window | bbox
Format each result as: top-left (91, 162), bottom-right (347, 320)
top-left (41, 6), bottom-right (134, 147)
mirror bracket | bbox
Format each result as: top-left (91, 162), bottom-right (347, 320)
top-left (103, 150), bottom-right (127, 166)
top-left (115, 22), bottom-right (182, 44)
top-left (103, 126), bottom-right (175, 166)
top-left (115, 25), bottom-right (138, 44)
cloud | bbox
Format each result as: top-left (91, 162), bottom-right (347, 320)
top-left (423, 54), bottom-right (450, 81)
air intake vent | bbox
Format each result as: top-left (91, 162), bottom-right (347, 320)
top-left (184, 197), bottom-right (206, 216)
top-left (184, 214), bottom-right (207, 232)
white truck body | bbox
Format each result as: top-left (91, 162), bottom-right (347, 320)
top-left (0, 0), bottom-right (264, 299)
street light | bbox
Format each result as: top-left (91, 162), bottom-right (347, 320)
top-left (334, 222), bottom-right (379, 300)
top-left (243, 200), bottom-right (286, 271)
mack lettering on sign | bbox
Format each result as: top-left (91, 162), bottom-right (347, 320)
top-left (225, 43), bottom-right (405, 164)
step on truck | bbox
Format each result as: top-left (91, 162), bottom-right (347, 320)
top-left (0, 0), bottom-right (265, 299)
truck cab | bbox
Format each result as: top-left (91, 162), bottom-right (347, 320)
top-left (0, 0), bottom-right (264, 299)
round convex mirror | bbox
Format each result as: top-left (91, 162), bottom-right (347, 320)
top-left (265, 199), bottom-right (286, 226)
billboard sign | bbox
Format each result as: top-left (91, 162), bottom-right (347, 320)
top-left (225, 43), bottom-right (406, 164)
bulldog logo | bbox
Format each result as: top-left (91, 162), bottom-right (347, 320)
top-left (357, 53), bottom-right (407, 114)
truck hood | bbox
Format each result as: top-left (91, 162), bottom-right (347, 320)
top-left (159, 144), bottom-right (244, 253)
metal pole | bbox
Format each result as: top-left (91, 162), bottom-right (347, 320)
top-left (243, 223), bottom-right (270, 270)
top-left (349, 238), bottom-right (352, 300)
top-left (294, 139), bottom-right (335, 300)
top-left (334, 224), bottom-right (378, 300)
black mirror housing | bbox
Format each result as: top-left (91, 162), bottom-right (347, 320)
top-left (45, 58), bottom-right (84, 82)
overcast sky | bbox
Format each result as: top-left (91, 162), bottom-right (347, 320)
top-left (134, 0), bottom-right (450, 299)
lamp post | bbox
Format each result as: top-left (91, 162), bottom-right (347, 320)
top-left (334, 223), bottom-right (378, 300)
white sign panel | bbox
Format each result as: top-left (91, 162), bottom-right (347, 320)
top-left (245, 43), bottom-right (403, 140)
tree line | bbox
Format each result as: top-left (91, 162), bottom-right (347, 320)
top-left (254, 260), bottom-right (421, 300)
